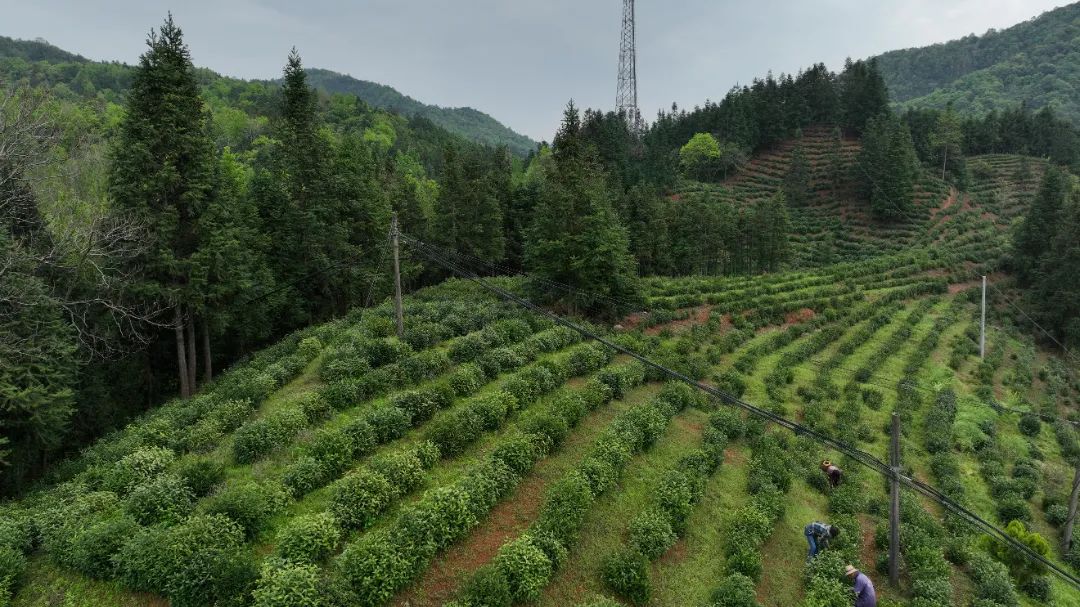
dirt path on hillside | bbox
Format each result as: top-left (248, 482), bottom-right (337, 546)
top-left (390, 392), bottom-right (640, 606)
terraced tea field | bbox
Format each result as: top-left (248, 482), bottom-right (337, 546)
top-left (2, 152), bottom-right (1078, 607)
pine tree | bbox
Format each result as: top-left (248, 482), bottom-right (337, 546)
top-left (783, 137), bottom-right (811, 206)
top-left (1013, 166), bottom-right (1069, 283)
top-left (857, 115), bottom-right (918, 220)
top-left (929, 103), bottom-right (964, 182)
top-left (524, 102), bottom-right (641, 318)
top-left (826, 126), bottom-right (846, 197)
top-left (840, 58), bottom-right (890, 135)
top-left (1033, 187), bottom-right (1080, 347)
top-left (189, 149), bottom-right (274, 379)
top-left (431, 144), bottom-right (505, 264)
top-left (108, 14), bottom-right (214, 398)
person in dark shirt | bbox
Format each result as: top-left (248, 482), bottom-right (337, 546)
top-left (821, 459), bottom-right (843, 488)
top-left (804, 521), bottom-right (840, 559)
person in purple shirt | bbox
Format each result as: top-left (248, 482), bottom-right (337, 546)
top-left (845, 565), bottom-right (877, 607)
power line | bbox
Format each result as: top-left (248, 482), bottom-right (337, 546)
top-left (405, 235), bottom-right (1080, 589)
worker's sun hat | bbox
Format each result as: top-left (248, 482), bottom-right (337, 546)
top-left (844, 565), bottom-right (858, 577)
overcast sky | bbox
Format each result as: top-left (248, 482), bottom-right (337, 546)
top-left (0, 1), bottom-right (1068, 141)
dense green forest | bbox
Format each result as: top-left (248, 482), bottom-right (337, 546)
top-left (874, 2), bottom-right (1080, 122)
top-left (300, 68), bottom-right (537, 156)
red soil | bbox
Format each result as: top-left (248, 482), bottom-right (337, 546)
top-left (782, 308), bottom-right (816, 327)
top-left (644, 305), bottom-right (713, 336)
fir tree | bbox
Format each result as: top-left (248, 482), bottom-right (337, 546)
top-left (783, 137), bottom-right (811, 207)
top-left (1033, 186), bottom-right (1080, 347)
top-left (857, 114), bottom-right (918, 220)
top-left (524, 102), bottom-right (641, 318)
top-left (1013, 166), bottom-right (1069, 283)
top-left (840, 58), bottom-right (890, 135)
top-left (108, 14), bottom-right (215, 397)
top-left (431, 144), bottom-right (505, 264)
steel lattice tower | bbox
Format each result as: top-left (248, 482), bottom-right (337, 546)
top-left (616, 0), bottom-right (640, 131)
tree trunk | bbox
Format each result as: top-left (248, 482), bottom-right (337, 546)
top-left (1064, 465), bottom-right (1080, 552)
top-left (175, 307), bottom-right (190, 399)
top-left (185, 311), bottom-right (197, 392)
top-left (941, 147), bottom-right (948, 181)
top-left (201, 316), bottom-right (213, 383)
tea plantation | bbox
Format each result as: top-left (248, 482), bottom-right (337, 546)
top-left (2, 147), bottom-right (1078, 607)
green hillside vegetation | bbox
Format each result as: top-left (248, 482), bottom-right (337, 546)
top-left (874, 2), bottom-right (1080, 122)
top-left (0, 34), bottom-right (534, 155)
top-left (302, 68), bottom-right (537, 156)
top-left (3, 150), bottom-right (1080, 607)
top-left (3, 10), bottom-right (1080, 607)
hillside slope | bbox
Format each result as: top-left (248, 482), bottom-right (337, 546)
top-left (4, 134), bottom-right (1079, 607)
top-left (873, 2), bottom-right (1080, 122)
top-left (0, 35), bottom-right (535, 155)
top-left (303, 68), bottom-right (537, 156)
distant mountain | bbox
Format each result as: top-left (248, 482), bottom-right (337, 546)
top-left (0, 35), bottom-right (536, 156)
top-left (302, 68), bottom-right (537, 156)
top-left (873, 2), bottom-right (1080, 123)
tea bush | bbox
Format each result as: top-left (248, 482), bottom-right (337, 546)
top-left (200, 480), bottom-right (291, 539)
top-left (275, 512), bottom-right (341, 564)
top-left (600, 549), bottom-right (650, 605)
top-left (252, 559), bottom-right (322, 607)
top-left (124, 473), bottom-right (195, 525)
top-left (493, 536), bottom-right (553, 603)
top-left (628, 508), bottom-right (677, 559)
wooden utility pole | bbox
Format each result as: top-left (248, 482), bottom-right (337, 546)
top-left (391, 213), bottom-right (405, 339)
top-left (1064, 465), bottom-right (1080, 553)
top-left (889, 411), bottom-right (901, 587)
top-left (980, 275), bottom-right (987, 359)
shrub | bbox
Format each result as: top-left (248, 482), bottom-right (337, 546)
top-left (459, 563), bottom-right (512, 607)
top-left (367, 406), bottom-right (412, 443)
top-left (297, 392), bottom-right (333, 423)
top-left (710, 408), bottom-right (745, 439)
top-left (425, 408), bottom-right (483, 457)
top-left (68, 513), bottom-right (139, 579)
top-left (725, 544), bottom-right (762, 581)
top-left (370, 448), bottom-right (427, 490)
top-left (101, 446), bottom-right (175, 494)
top-left (1018, 414), bottom-right (1042, 437)
top-left (714, 370), bottom-right (747, 398)
top-left (520, 410), bottom-right (570, 447)
top-left (399, 350), bottom-right (451, 383)
top-left (1046, 503), bottom-right (1069, 527)
top-left (330, 469), bottom-right (395, 530)
top-left (335, 531), bottom-right (411, 607)
top-left (125, 473), bottom-right (195, 525)
top-left (709, 573), bottom-right (760, 607)
top-left (628, 508), bottom-right (677, 560)
top-left (275, 513), bottom-right (341, 564)
top-left (493, 536), bottom-right (553, 603)
top-left (600, 549), bottom-right (650, 605)
top-left (320, 353), bottom-right (370, 384)
top-left (282, 456), bottom-right (330, 497)
top-left (533, 472), bottom-right (593, 546)
top-left (970, 553), bottom-right (1019, 607)
top-left (252, 559), bottom-right (322, 607)
top-left (115, 513), bottom-right (256, 607)
top-left (471, 392), bottom-right (516, 430)
top-left (201, 480), bottom-right (291, 539)
top-left (320, 378), bottom-right (363, 410)
top-left (232, 407), bottom-right (308, 464)
top-left (304, 428), bottom-right (353, 475)
top-left (995, 494), bottom-right (1031, 523)
top-left (342, 416), bottom-right (377, 456)
top-left (0, 545), bottom-right (26, 603)
top-left (656, 471), bottom-right (696, 534)
top-left (176, 457), bottom-right (225, 497)
top-left (449, 363), bottom-right (486, 396)
top-left (491, 432), bottom-right (544, 475)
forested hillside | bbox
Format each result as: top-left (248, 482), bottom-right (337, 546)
top-left (874, 2), bottom-right (1080, 122)
top-left (3, 9), bottom-right (1080, 607)
top-left (302, 68), bottom-right (537, 156)
top-left (0, 35), bottom-right (535, 155)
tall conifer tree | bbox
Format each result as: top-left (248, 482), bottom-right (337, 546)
top-left (108, 14), bottom-right (214, 397)
top-left (524, 102), bottom-right (641, 318)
